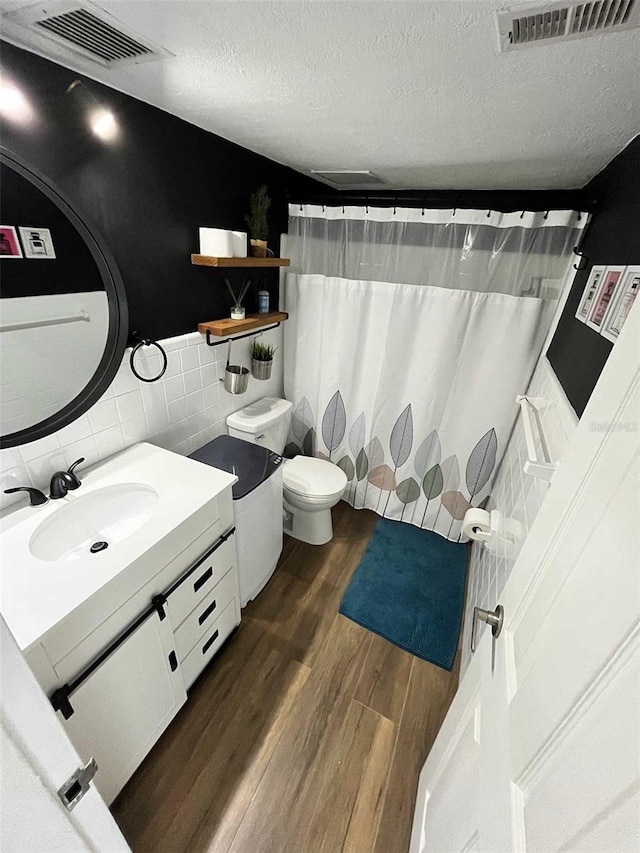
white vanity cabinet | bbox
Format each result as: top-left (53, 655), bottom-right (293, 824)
top-left (20, 479), bottom-right (240, 805)
top-left (60, 609), bottom-right (186, 805)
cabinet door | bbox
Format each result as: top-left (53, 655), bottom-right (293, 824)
top-left (60, 612), bottom-right (186, 805)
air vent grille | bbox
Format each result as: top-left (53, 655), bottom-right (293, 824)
top-left (310, 170), bottom-right (386, 188)
top-left (3, 1), bottom-right (173, 68)
top-left (36, 9), bottom-right (152, 63)
top-left (498, 0), bottom-right (639, 49)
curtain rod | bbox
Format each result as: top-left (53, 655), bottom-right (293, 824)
top-left (286, 192), bottom-right (597, 213)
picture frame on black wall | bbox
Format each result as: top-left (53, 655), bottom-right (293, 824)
top-left (575, 265), bottom-right (605, 324)
top-left (586, 266), bottom-right (626, 333)
top-left (18, 226), bottom-right (56, 259)
top-left (0, 226), bottom-right (22, 258)
top-left (601, 265), bottom-right (640, 343)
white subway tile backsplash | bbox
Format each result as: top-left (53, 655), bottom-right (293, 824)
top-left (167, 397), bottom-right (188, 424)
top-left (180, 347), bottom-right (199, 373)
top-left (183, 369), bottom-right (202, 396)
top-left (164, 374), bottom-right (185, 404)
top-left (121, 415), bottom-right (147, 444)
top-left (144, 404), bottom-right (169, 435)
top-left (115, 390), bottom-right (144, 422)
top-left (62, 437), bottom-right (98, 471)
top-left (19, 433), bottom-right (61, 463)
top-left (140, 382), bottom-right (166, 410)
top-left (94, 425), bottom-right (125, 458)
top-left (185, 390), bottom-right (204, 417)
top-left (88, 397), bottom-right (120, 433)
top-left (1, 327), bottom-right (284, 510)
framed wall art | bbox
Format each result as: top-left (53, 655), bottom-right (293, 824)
top-left (0, 226), bottom-right (23, 258)
top-left (575, 265), bottom-right (605, 323)
top-left (18, 226), bottom-right (56, 259)
top-left (585, 266), bottom-right (625, 332)
top-left (600, 265), bottom-right (640, 343)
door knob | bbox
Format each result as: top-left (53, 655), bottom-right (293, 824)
top-left (471, 604), bottom-right (504, 653)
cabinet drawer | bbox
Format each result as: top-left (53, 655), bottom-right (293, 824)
top-left (180, 599), bottom-right (238, 690)
top-left (174, 567), bottom-right (237, 662)
top-left (44, 516), bottom-right (222, 675)
top-left (167, 535), bottom-right (236, 628)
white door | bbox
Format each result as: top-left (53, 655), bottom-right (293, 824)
top-left (411, 301), bottom-right (640, 852)
top-left (62, 610), bottom-right (186, 805)
top-left (1, 615), bottom-right (130, 852)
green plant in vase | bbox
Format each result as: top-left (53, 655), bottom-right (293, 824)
top-left (251, 340), bottom-right (276, 380)
top-left (245, 185), bottom-right (271, 258)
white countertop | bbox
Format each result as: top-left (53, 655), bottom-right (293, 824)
top-left (0, 442), bottom-right (236, 651)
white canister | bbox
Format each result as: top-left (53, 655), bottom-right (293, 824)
top-left (199, 227), bottom-right (234, 257)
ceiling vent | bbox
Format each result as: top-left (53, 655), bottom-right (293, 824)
top-left (310, 170), bottom-right (387, 188)
top-left (497, 0), bottom-right (640, 49)
top-left (3, 1), bottom-right (173, 68)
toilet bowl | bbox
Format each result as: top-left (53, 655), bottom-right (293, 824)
top-left (282, 455), bottom-right (347, 545)
top-left (226, 397), bottom-right (347, 545)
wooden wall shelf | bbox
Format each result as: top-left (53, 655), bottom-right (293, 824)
top-left (198, 312), bottom-right (288, 337)
top-left (191, 255), bottom-right (290, 268)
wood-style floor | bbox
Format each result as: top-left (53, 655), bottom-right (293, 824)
top-left (112, 502), bottom-right (462, 853)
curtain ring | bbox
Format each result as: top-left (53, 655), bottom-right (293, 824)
top-left (486, 209), bottom-right (492, 218)
top-left (299, 203), bottom-right (303, 212)
top-left (322, 204), bottom-right (325, 213)
top-left (577, 211), bottom-right (582, 221)
top-left (543, 210), bottom-right (549, 220)
top-left (342, 205), bottom-right (345, 214)
top-left (520, 210), bottom-right (525, 219)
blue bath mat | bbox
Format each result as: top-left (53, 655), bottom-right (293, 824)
top-left (339, 518), bottom-right (467, 670)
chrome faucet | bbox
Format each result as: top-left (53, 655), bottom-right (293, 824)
top-left (49, 458), bottom-right (85, 499)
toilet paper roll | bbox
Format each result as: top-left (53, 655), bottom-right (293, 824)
top-left (199, 227), bottom-right (234, 257)
top-left (462, 508), bottom-right (491, 541)
top-left (231, 231), bottom-right (247, 258)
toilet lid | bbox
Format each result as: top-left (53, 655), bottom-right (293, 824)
top-left (283, 456), bottom-right (347, 498)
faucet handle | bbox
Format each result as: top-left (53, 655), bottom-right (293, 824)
top-left (4, 487), bottom-right (48, 507)
top-left (66, 457), bottom-right (85, 489)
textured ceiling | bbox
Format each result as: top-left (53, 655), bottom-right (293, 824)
top-left (2, 0), bottom-right (640, 189)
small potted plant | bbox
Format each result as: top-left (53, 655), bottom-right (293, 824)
top-left (245, 185), bottom-right (271, 258)
top-left (251, 340), bottom-right (276, 380)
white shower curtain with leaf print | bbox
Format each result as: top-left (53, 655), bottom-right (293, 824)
top-left (283, 205), bottom-right (586, 541)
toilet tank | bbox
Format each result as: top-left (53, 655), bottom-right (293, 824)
top-left (226, 397), bottom-right (293, 453)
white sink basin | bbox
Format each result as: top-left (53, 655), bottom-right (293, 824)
top-left (29, 483), bottom-right (159, 562)
top-left (1, 442), bottom-right (238, 652)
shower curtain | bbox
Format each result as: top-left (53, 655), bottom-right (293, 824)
top-left (284, 205), bottom-right (586, 541)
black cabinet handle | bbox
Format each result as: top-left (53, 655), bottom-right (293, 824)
top-left (202, 630), bottom-right (219, 655)
top-left (193, 566), bottom-right (213, 593)
top-left (168, 650), bottom-right (178, 672)
top-left (198, 600), bottom-right (217, 626)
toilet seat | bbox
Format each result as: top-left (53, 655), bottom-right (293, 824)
top-left (283, 456), bottom-right (347, 499)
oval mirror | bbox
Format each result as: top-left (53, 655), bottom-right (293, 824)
top-left (0, 149), bottom-right (128, 448)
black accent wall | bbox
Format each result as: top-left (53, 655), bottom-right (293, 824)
top-left (0, 41), bottom-right (320, 340)
top-left (547, 136), bottom-right (640, 416)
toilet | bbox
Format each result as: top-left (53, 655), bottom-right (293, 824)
top-left (226, 397), bottom-right (347, 545)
